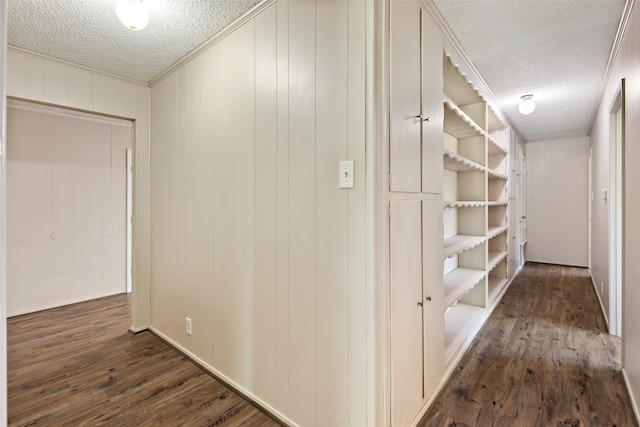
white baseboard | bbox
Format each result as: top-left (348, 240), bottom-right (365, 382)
top-left (148, 326), bottom-right (297, 427)
top-left (590, 273), bottom-right (609, 328)
top-left (623, 368), bottom-right (640, 424)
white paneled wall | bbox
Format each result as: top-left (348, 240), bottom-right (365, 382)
top-left (526, 138), bottom-right (589, 267)
top-left (149, 0), bottom-right (368, 425)
top-left (6, 48), bottom-right (150, 330)
top-left (6, 105), bottom-right (132, 316)
top-left (591, 3), bottom-right (640, 419)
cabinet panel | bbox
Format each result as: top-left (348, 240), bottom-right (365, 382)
top-left (390, 200), bottom-right (423, 427)
top-left (390, 0), bottom-right (421, 192)
top-left (421, 10), bottom-right (444, 194)
top-left (422, 200), bottom-right (445, 397)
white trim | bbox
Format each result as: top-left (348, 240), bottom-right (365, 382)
top-left (7, 98), bottom-right (134, 126)
top-left (148, 326), bottom-right (297, 427)
top-left (623, 368), bottom-right (640, 423)
top-left (6, 46), bottom-right (148, 86)
top-left (588, 0), bottom-right (635, 136)
top-left (591, 274), bottom-right (609, 328)
top-left (0, 0), bottom-right (8, 424)
top-left (148, 0), bottom-right (277, 87)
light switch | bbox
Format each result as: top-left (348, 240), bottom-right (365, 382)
top-left (339, 160), bottom-right (355, 189)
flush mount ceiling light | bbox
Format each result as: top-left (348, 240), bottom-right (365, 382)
top-left (518, 94), bottom-right (536, 115)
top-left (116, 0), bottom-right (149, 31)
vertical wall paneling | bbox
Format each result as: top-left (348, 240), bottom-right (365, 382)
top-left (346, 0), bottom-right (369, 424)
top-left (212, 25), bottom-right (255, 387)
top-left (148, 1), bottom-right (371, 424)
top-left (287, 1), bottom-right (317, 424)
top-left (254, 4), bottom-right (279, 407)
top-left (315, 0), bottom-right (350, 424)
top-left (275, 0), bottom-right (290, 413)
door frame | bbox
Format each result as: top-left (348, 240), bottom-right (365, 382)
top-left (608, 79), bottom-right (625, 337)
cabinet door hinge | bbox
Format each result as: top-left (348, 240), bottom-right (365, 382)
top-left (388, 204), bottom-right (392, 221)
top-left (388, 172), bottom-right (392, 191)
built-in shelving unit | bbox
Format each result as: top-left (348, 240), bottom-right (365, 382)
top-left (442, 53), bottom-right (509, 367)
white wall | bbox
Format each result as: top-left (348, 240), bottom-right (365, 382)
top-left (1, 1), bottom-right (8, 424)
top-left (6, 105), bottom-right (132, 316)
top-left (526, 137), bottom-right (589, 267)
top-left (149, 1), bottom-right (370, 426)
top-left (590, 2), bottom-right (640, 418)
top-left (5, 48), bottom-right (150, 331)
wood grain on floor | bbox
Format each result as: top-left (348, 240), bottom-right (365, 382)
top-left (7, 294), bottom-right (283, 427)
top-left (419, 262), bottom-right (638, 427)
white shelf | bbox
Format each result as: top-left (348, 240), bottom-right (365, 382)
top-left (488, 276), bottom-right (509, 302)
top-left (444, 302), bottom-right (485, 365)
top-left (487, 169), bottom-right (508, 180)
top-left (487, 135), bottom-right (507, 155)
top-left (443, 100), bottom-right (485, 138)
top-left (444, 200), bottom-right (486, 208)
top-left (487, 201), bottom-right (508, 207)
top-left (443, 55), bottom-right (484, 107)
top-left (487, 104), bottom-right (506, 133)
top-left (487, 225), bottom-right (508, 239)
top-left (444, 235), bottom-right (486, 259)
top-left (443, 268), bottom-right (485, 310)
top-left (444, 149), bottom-right (485, 173)
top-left (487, 250), bottom-right (508, 271)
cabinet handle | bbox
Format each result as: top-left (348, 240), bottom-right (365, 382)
top-left (425, 296), bottom-right (432, 302)
top-left (417, 301), bottom-right (423, 307)
top-left (413, 114), bottom-right (430, 122)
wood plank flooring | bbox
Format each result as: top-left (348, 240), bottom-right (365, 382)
top-left (419, 262), bottom-right (638, 427)
top-left (7, 294), bottom-right (283, 427)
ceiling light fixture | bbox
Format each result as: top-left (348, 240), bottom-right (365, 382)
top-left (518, 94), bottom-right (536, 115)
top-left (116, 0), bottom-right (149, 31)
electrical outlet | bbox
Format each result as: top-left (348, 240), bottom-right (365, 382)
top-left (600, 282), bottom-right (604, 294)
top-left (185, 317), bottom-right (192, 336)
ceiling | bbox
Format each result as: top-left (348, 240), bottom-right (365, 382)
top-left (7, 0), bottom-right (262, 84)
top-left (7, 0), bottom-right (628, 142)
top-left (432, 0), bottom-right (627, 142)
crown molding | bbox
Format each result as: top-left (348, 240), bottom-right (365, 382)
top-left (587, 0), bottom-right (635, 135)
top-left (148, 0), bottom-right (277, 87)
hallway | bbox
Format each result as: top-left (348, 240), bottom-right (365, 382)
top-left (419, 262), bottom-right (637, 426)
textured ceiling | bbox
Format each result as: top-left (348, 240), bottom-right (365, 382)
top-left (7, 0), bottom-right (262, 84)
top-left (8, 0), bottom-right (627, 142)
top-left (432, 0), bottom-right (626, 142)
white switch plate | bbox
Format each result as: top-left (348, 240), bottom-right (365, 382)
top-left (339, 160), bottom-right (355, 189)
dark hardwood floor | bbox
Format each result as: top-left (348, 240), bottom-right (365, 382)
top-left (419, 262), bottom-right (638, 427)
top-left (7, 294), bottom-right (283, 427)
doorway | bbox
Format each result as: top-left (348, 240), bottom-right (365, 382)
top-left (6, 99), bottom-right (134, 315)
top-left (608, 80), bottom-right (624, 337)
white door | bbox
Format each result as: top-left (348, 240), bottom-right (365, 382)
top-left (390, 200), bottom-right (424, 427)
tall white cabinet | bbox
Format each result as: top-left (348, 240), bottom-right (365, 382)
top-left (388, 0), bottom-right (515, 424)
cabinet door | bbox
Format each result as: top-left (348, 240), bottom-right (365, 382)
top-left (421, 10), bottom-right (444, 194)
top-left (422, 199), bottom-right (445, 398)
top-left (390, 200), bottom-right (424, 426)
top-left (390, 0), bottom-right (421, 193)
